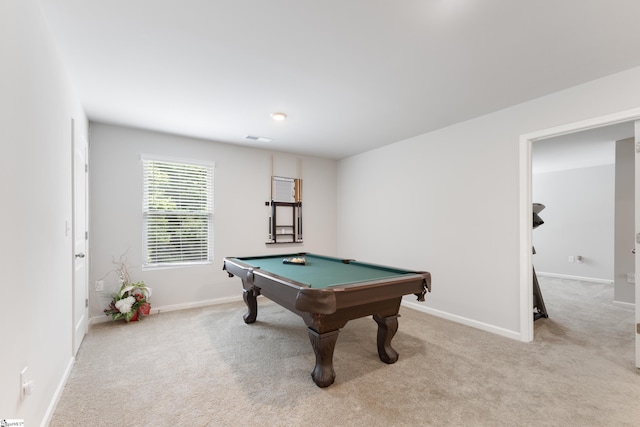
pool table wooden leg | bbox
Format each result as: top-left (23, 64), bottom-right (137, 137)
top-left (242, 288), bottom-right (258, 324)
top-left (307, 328), bottom-right (339, 388)
top-left (373, 314), bottom-right (399, 364)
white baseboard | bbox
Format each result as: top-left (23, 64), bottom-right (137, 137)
top-left (537, 272), bottom-right (634, 308)
top-left (152, 295), bottom-right (243, 314)
top-left (612, 300), bottom-right (635, 310)
top-left (536, 271), bottom-right (614, 284)
top-left (401, 300), bottom-right (522, 341)
top-left (42, 356), bottom-right (74, 427)
top-left (90, 295), bottom-right (243, 325)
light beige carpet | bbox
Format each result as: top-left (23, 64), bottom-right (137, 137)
top-left (50, 277), bottom-right (640, 426)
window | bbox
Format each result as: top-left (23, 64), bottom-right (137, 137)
top-left (142, 157), bottom-right (213, 267)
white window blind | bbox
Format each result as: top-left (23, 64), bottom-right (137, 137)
top-left (142, 158), bottom-right (213, 267)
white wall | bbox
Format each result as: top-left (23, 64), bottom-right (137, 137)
top-left (532, 165), bottom-right (615, 282)
top-left (0, 0), bottom-right (87, 425)
top-left (89, 123), bottom-right (337, 318)
top-left (337, 66), bottom-right (640, 339)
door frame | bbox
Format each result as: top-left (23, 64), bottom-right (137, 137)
top-left (634, 120), bottom-right (640, 368)
top-left (72, 118), bottom-right (89, 356)
top-left (519, 107), bottom-right (640, 345)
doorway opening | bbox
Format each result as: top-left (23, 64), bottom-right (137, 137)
top-left (519, 107), bottom-right (640, 345)
top-left (530, 124), bottom-right (634, 352)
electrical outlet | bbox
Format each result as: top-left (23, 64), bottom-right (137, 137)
top-left (20, 367), bottom-right (33, 399)
top-left (627, 273), bottom-right (635, 284)
top-left (95, 280), bottom-right (104, 291)
top-left (568, 256), bottom-right (575, 263)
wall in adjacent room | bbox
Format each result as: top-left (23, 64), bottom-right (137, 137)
top-left (337, 65), bottom-right (640, 339)
top-left (88, 123), bottom-right (337, 318)
top-left (532, 165), bottom-right (615, 282)
top-left (0, 0), bottom-right (87, 425)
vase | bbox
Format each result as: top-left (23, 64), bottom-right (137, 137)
top-left (138, 303), bottom-right (151, 316)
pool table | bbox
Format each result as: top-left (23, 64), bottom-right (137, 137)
top-left (223, 253), bottom-right (431, 387)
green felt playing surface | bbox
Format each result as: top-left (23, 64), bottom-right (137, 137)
top-left (233, 254), bottom-right (414, 289)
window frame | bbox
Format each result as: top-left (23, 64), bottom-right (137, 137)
top-left (141, 154), bottom-right (214, 269)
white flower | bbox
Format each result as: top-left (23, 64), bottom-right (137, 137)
top-left (115, 295), bottom-right (136, 314)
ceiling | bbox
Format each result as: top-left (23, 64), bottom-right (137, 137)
top-left (39, 0), bottom-right (640, 160)
top-left (533, 121), bottom-right (634, 174)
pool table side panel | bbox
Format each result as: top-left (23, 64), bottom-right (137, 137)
top-left (245, 273), bottom-right (405, 333)
top-left (251, 273), bottom-right (333, 314)
top-left (304, 298), bottom-right (402, 333)
top-left (225, 257), bottom-right (318, 320)
top-left (293, 274), bottom-right (428, 315)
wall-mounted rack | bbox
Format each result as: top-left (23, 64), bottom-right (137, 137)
top-left (266, 176), bottom-right (302, 244)
top-left (266, 200), bottom-right (302, 244)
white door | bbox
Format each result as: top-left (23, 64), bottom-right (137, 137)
top-left (635, 120), bottom-right (640, 368)
top-left (73, 121), bottom-right (89, 356)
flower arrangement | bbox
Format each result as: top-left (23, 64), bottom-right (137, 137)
top-left (103, 255), bottom-right (152, 322)
top-left (104, 281), bottom-right (152, 322)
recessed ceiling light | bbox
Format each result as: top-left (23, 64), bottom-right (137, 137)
top-left (271, 112), bottom-right (287, 121)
